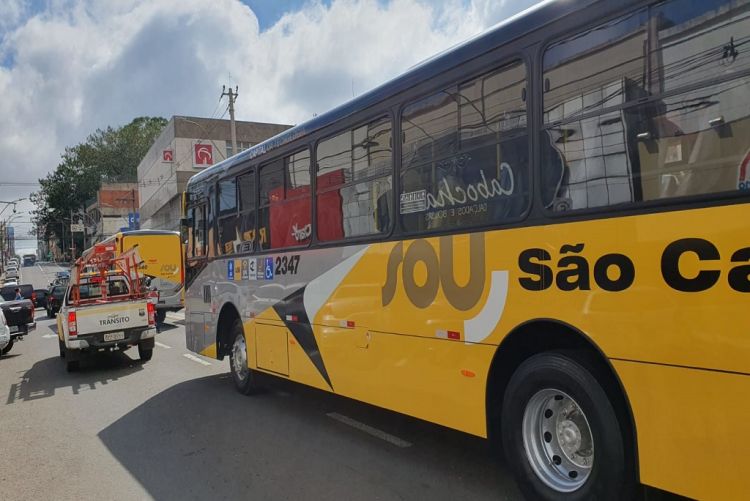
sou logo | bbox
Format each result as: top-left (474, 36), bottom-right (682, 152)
top-left (382, 233), bottom-right (486, 310)
top-left (381, 233), bottom-right (510, 344)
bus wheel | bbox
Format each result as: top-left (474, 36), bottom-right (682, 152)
top-left (156, 310), bottom-right (166, 324)
top-left (229, 319), bottom-right (258, 395)
top-left (501, 352), bottom-right (631, 500)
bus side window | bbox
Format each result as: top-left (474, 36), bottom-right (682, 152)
top-left (217, 178), bottom-right (238, 256)
top-left (237, 171), bottom-right (257, 252)
top-left (400, 60), bottom-right (529, 233)
top-left (259, 151), bottom-right (311, 250)
top-left (316, 116), bottom-right (393, 241)
top-left (541, 0), bottom-right (750, 211)
top-left (194, 205), bottom-right (206, 257)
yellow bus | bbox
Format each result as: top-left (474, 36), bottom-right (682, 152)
top-left (101, 230), bottom-right (183, 323)
top-left (182, 0), bottom-right (750, 498)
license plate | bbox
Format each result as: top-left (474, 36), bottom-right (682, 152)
top-left (103, 331), bottom-right (125, 342)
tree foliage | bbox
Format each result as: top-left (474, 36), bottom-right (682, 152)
top-left (32, 116), bottom-right (167, 256)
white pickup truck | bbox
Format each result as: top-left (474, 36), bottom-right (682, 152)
top-left (57, 274), bottom-right (157, 371)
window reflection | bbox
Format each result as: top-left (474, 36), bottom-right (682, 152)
top-left (400, 61), bottom-right (529, 232)
top-left (259, 150), bottom-right (312, 249)
top-left (317, 117), bottom-right (393, 241)
top-left (543, 0), bottom-right (750, 211)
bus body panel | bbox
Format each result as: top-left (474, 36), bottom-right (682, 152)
top-left (187, 203), bottom-right (749, 485)
top-left (112, 231), bottom-right (184, 311)
top-left (614, 360), bottom-right (750, 501)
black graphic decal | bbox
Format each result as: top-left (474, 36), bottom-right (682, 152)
top-left (273, 287), bottom-right (333, 390)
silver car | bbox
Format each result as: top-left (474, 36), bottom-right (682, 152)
top-left (0, 308), bottom-right (11, 356)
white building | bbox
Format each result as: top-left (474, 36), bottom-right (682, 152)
top-left (138, 116), bottom-right (291, 231)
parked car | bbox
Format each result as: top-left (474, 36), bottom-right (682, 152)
top-left (2, 280), bottom-right (18, 287)
top-left (34, 289), bottom-right (49, 308)
top-left (0, 296), bottom-right (36, 355)
top-left (46, 286), bottom-right (66, 317)
top-left (0, 309), bottom-right (11, 357)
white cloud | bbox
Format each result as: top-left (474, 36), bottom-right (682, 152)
top-left (0, 0), bottom-right (540, 251)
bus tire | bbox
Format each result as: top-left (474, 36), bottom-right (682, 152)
top-left (156, 310), bottom-right (166, 324)
top-left (2, 339), bottom-right (13, 355)
top-left (59, 340), bottom-right (65, 358)
top-left (501, 352), bottom-right (632, 500)
top-left (229, 318), bottom-right (258, 395)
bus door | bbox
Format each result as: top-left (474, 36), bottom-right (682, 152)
top-left (185, 203), bottom-right (210, 353)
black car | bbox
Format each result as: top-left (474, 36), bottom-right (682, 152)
top-left (0, 284), bottom-right (34, 303)
top-left (34, 289), bottom-right (49, 308)
top-left (46, 285), bottom-right (66, 317)
top-left (0, 296), bottom-right (36, 355)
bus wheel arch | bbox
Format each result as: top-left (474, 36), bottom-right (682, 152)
top-left (486, 319), bottom-right (638, 488)
top-left (216, 303), bottom-right (241, 361)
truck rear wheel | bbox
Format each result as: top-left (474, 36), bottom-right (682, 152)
top-left (229, 318), bottom-right (259, 395)
top-left (138, 343), bottom-right (153, 361)
top-left (2, 339), bottom-right (13, 355)
top-left (501, 352), bottom-right (633, 500)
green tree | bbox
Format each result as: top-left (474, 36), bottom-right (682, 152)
top-left (32, 116), bottom-right (167, 258)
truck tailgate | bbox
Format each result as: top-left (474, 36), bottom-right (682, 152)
top-left (74, 301), bottom-right (150, 335)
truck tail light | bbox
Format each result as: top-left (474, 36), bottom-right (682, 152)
top-left (147, 302), bottom-right (155, 326)
top-left (68, 311), bottom-right (77, 337)
top-left (31, 291), bottom-right (37, 305)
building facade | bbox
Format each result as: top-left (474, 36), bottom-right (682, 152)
top-left (85, 183), bottom-right (140, 245)
top-left (138, 116), bottom-right (291, 231)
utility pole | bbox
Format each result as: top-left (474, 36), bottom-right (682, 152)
top-left (221, 85), bottom-right (239, 154)
top-left (70, 209), bottom-right (75, 260)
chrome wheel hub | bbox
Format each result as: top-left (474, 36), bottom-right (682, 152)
top-left (522, 389), bottom-right (594, 492)
top-left (231, 334), bottom-right (249, 381)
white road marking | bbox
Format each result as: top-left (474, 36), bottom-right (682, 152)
top-left (183, 353), bottom-right (211, 366)
top-left (42, 334), bottom-right (57, 339)
top-left (155, 341), bottom-right (171, 349)
top-left (326, 412), bottom-right (413, 448)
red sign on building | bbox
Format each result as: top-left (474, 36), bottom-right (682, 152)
top-left (194, 143), bottom-right (213, 167)
top-left (162, 149), bottom-right (173, 162)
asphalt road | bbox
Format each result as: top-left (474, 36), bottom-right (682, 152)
top-left (1, 263), bottom-right (523, 501)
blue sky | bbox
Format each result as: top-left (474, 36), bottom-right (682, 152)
top-left (0, 0), bottom-right (540, 251)
top-left (241, 0), bottom-right (332, 31)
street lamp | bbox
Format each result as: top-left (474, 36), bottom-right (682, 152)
top-left (0, 198), bottom-right (27, 218)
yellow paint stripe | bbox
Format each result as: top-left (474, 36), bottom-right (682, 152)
top-left (200, 343), bottom-right (217, 359)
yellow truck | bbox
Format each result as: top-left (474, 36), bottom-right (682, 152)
top-left (101, 230), bottom-right (183, 324)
